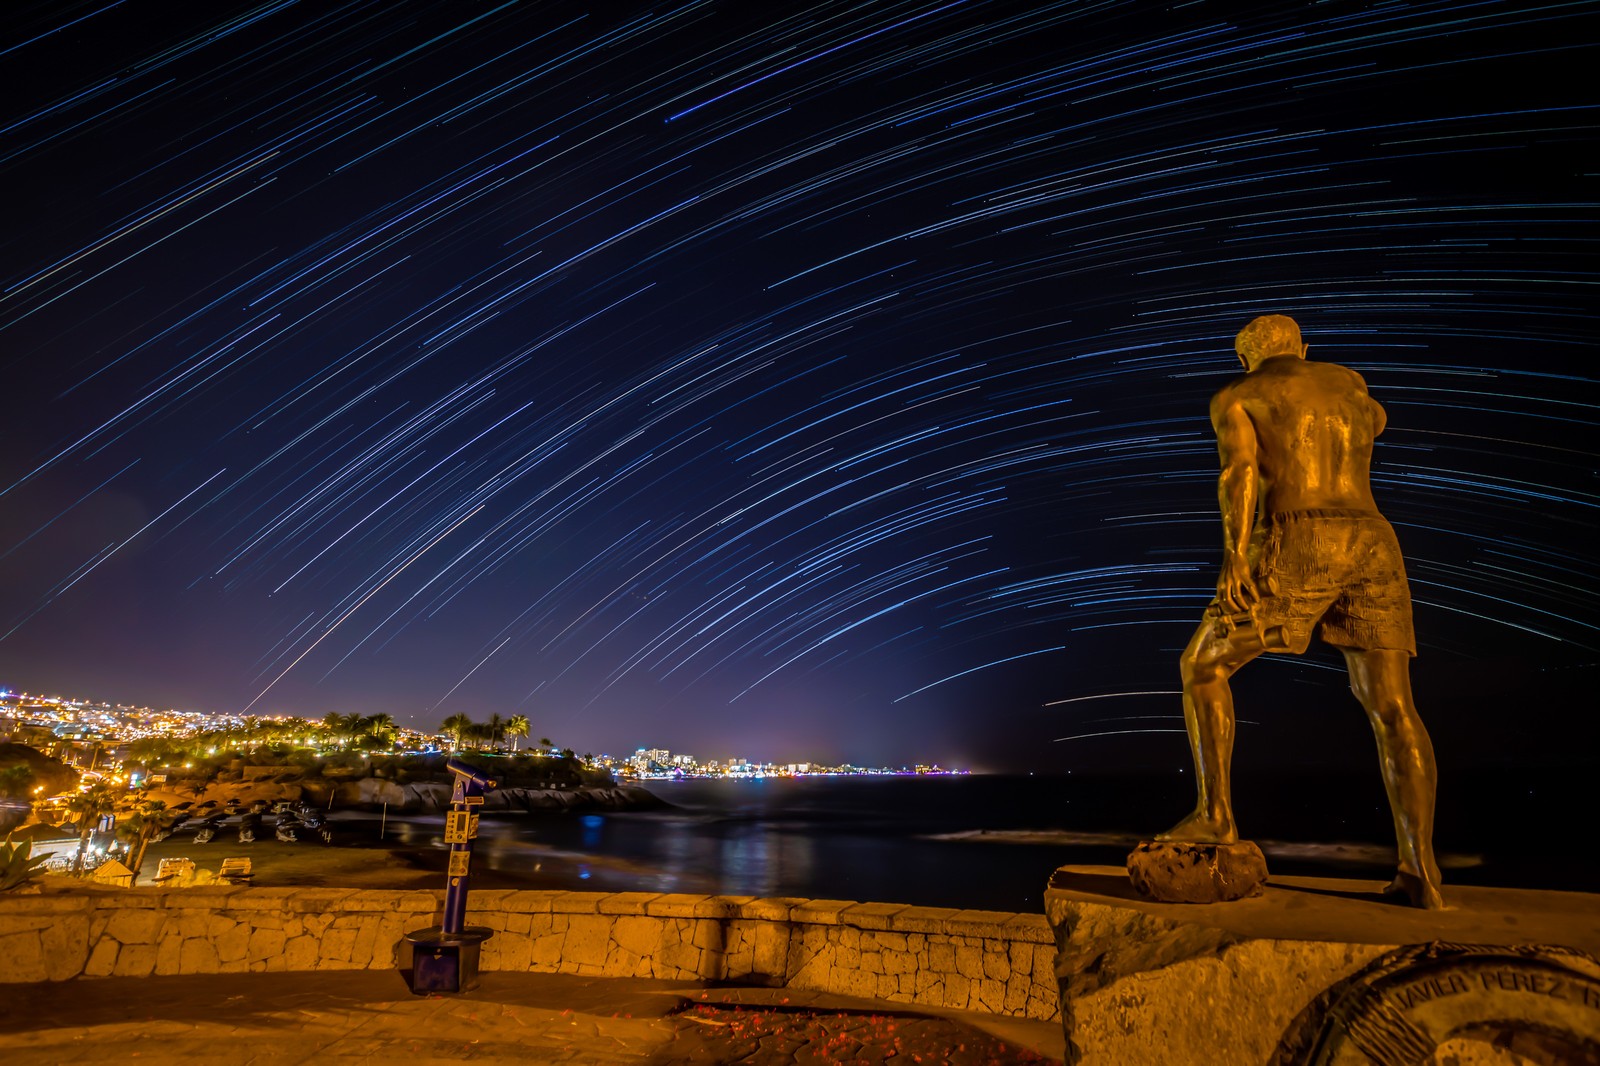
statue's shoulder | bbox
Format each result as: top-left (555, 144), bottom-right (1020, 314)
top-left (1209, 376), bottom-right (1245, 411)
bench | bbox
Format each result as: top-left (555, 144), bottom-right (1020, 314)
top-left (218, 857), bottom-right (253, 884)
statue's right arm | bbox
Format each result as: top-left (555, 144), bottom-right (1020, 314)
top-left (1211, 390), bottom-right (1259, 614)
top-left (1348, 366), bottom-right (1387, 437)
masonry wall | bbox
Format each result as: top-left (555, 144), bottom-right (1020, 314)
top-left (0, 888), bottom-right (1061, 1021)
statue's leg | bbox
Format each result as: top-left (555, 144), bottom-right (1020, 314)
top-left (1158, 621), bottom-right (1262, 844)
top-left (1342, 648), bottom-right (1445, 909)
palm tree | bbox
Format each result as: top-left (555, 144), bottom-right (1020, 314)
top-left (539, 736), bottom-right (554, 753)
top-left (484, 713), bottom-right (506, 751)
top-left (505, 715), bottom-right (529, 752)
top-left (116, 797), bottom-right (174, 885)
top-left (64, 782), bottom-right (118, 875)
top-left (463, 722), bottom-right (494, 750)
top-left (361, 714), bottom-right (398, 749)
top-left (439, 713), bottom-right (473, 751)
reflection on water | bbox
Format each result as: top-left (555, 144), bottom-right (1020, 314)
top-left (349, 771), bottom-right (1595, 909)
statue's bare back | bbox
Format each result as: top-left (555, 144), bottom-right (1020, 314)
top-left (1214, 357), bottom-right (1383, 516)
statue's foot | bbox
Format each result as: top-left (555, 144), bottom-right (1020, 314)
top-left (1155, 810), bottom-right (1238, 845)
top-left (1384, 869), bottom-right (1446, 910)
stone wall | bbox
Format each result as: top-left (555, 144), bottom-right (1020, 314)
top-left (0, 888), bottom-right (1061, 1020)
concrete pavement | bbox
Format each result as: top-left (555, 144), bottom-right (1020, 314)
top-left (4, 969), bottom-right (1063, 1064)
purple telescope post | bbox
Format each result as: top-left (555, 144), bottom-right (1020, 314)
top-left (400, 758), bottom-right (497, 994)
top-left (441, 758), bottom-right (495, 933)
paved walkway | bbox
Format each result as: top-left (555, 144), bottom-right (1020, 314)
top-left (4, 970), bottom-right (1063, 1064)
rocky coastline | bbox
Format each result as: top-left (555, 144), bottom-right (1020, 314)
top-left (134, 776), bottom-right (666, 815)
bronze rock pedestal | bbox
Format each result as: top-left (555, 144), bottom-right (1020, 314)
top-left (1126, 840), bottom-right (1268, 903)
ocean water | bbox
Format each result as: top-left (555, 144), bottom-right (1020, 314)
top-left (369, 769), bottom-right (1593, 911)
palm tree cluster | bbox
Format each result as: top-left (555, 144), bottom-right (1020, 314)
top-left (122, 712), bottom-right (403, 770)
top-left (319, 712), bottom-right (399, 749)
top-left (437, 713), bottom-right (531, 752)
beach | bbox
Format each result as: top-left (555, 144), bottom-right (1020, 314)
top-left (131, 810), bottom-right (645, 893)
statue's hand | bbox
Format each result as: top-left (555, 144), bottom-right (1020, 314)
top-left (1217, 554), bottom-right (1258, 616)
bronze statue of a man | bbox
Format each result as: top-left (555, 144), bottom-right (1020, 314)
top-left (1160, 314), bottom-right (1443, 909)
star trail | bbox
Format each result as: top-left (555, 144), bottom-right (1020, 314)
top-left (2, 0), bottom-right (1596, 769)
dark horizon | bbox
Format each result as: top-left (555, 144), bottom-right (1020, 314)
top-left (3, 1), bottom-right (1597, 775)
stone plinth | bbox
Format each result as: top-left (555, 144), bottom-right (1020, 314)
top-left (1043, 864), bottom-right (1600, 1065)
top-left (1126, 840), bottom-right (1268, 903)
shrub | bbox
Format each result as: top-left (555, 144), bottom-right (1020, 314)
top-left (0, 839), bottom-right (48, 892)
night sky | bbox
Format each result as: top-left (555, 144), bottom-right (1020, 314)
top-left (2, 0), bottom-right (1596, 772)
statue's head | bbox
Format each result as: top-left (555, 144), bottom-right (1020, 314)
top-left (1234, 314), bottom-right (1306, 370)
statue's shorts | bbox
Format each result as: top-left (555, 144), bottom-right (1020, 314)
top-left (1239, 509), bottom-right (1417, 656)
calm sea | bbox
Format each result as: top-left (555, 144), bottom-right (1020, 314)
top-left (370, 769), bottom-right (1592, 911)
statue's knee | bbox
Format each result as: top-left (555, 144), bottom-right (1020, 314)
top-left (1181, 652), bottom-right (1220, 687)
top-left (1367, 696), bottom-right (1416, 734)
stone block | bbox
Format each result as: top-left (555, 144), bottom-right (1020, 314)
top-left (529, 931), bottom-right (563, 970)
top-left (105, 907), bottom-right (166, 945)
top-left (155, 933), bottom-right (184, 975)
top-left (690, 919), bottom-right (724, 951)
top-left (1126, 840), bottom-right (1268, 904)
top-left (112, 942), bottom-right (157, 977)
top-left (562, 913), bottom-right (613, 969)
top-left (977, 978), bottom-right (1005, 1013)
top-left (1004, 977), bottom-right (1029, 1014)
top-left (41, 916), bottom-right (90, 981)
top-left (839, 902), bottom-right (906, 930)
top-left (318, 925), bottom-right (357, 963)
top-left (215, 922), bottom-right (250, 965)
top-left (350, 918), bottom-right (378, 965)
top-left (249, 926), bottom-right (287, 963)
top-left (983, 948), bottom-right (1011, 981)
top-left (741, 897), bottom-right (804, 922)
top-left (752, 921), bottom-right (789, 977)
top-left (283, 888), bottom-right (356, 912)
top-left (551, 892), bottom-right (603, 914)
top-left (658, 937), bottom-right (703, 978)
top-left (943, 909), bottom-right (1013, 939)
top-left (1002, 913), bottom-right (1054, 943)
top-left (889, 906), bottom-right (961, 934)
top-left (0, 930), bottom-right (45, 982)
top-left (497, 890), bottom-right (559, 913)
top-left (180, 937), bottom-right (219, 973)
top-left (790, 899), bottom-right (857, 925)
top-left (693, 895), bottom-right (756, 919)
top-left (597, 892), bottom-right (661, 915)
top-left (283, 934), bottom-right (318, 970)
top-left (836, 964), bottom-right (878, 999)
top-left (495, 933), bottom-right (533, 971)
top-left (643, 893), bottom-right (710, 918)
top-left (611, 915), bottom-right (660, 959)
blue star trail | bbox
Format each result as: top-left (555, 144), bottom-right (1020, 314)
top-left (1, 0), bottom-right (1596, 768)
